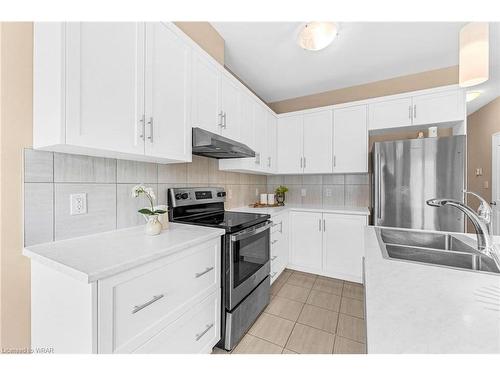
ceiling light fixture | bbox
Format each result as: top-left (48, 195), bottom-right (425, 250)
top-left (459, 22), bottom-right (489, 87)
top-left (466, 91), bottom-right (482, 102)
top-left (297, 22), bottom-right (339, 51)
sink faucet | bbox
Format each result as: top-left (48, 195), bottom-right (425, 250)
top-left (426, 191), bottom-right (500, 270)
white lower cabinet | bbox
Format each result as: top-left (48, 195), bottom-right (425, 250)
top-left (270, 212), bottom-right (289, 283)
top-left (290, 211), bottom-right (323, 271)
top-left (323, 213), bottom-right (367, 282)
top-left (30, 237), bottom-right (221, 354)
top-left (289, 211), bottom-right (368, 283)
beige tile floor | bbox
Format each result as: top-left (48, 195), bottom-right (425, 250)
top-left (212, 269), bottom-right (367, 354)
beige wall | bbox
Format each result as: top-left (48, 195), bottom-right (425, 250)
top-left (467, 97), bottom-right (500, 208)
top-left (174, 22), bottom-right (225, 65)
top-left (0, 22), bottom-right (33, 351)
top-left (269, 66), bottom-right (459, 113)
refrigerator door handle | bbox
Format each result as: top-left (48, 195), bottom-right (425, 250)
top-left (376, 152), bottom-right (382, 220)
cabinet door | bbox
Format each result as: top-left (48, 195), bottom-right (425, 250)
top-left (220, 73), bottom-right (241, 141)
top-left (65, 22), bottom-right (145, 154)
top-left (277, 116), bottom-right (303, 174)
top-left (333, 105), bottom-right (368, 173)
top-left (412, 90), bottom-right (465, 126)
top-left (253, 103), bottom-right (268, 170)
top-left (191, 51), bottom-right (221, 133)
top-left (144, 23), bottom-right (191, 161)
top-left (239, 93), bottom-right (256, 149)
top-left (289, 211), bottom-right (323, 271)
top-left (303, 110), bottom-right (333, 173)
top-left (368, 97), bottom-right (412, 130)
top-left (267, 113), bottom-right (277, 173)
top-left (323, 213), bottom-right (367, 283)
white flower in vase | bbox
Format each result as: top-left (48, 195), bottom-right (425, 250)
top-left (131, 184), bottom-right (166, 235)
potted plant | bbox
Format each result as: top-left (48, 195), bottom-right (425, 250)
top-left (275, 185), bottom-right (289, 206)
top-left (131, 185), bottom-right (166, 235)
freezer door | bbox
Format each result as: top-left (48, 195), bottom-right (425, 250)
top-left (374, 136), bottom-right (465, 232)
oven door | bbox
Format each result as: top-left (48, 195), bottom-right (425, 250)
top-left (227, 221), bottom-right (271, 310)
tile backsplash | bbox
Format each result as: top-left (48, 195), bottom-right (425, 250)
top-left (267, 174), bottom-right (370, 207)
top-left (23, 150), bottom-right (267, 246)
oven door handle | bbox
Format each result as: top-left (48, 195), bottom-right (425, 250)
top-left (230, 221), bottom-right (272, 242)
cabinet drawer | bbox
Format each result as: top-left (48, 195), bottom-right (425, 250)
top-left (134, 291), bottom-right (220, 354)
top-left (99, 239), bottom-right (220, 353)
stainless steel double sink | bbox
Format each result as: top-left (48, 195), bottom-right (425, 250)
top-left (376, 227), bottom-right (500, 274)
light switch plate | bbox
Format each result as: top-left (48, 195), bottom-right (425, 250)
top-left (70, 193), bottom-right (87, 215)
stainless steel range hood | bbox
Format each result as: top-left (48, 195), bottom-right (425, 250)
top-left (192, 127), bottom-right (256, 159)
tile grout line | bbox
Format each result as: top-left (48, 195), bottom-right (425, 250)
top-left (332, 281), bottom-right (345, 353)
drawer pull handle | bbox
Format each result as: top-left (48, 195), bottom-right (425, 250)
top-left (271, 255), bottom-right (278, 261)
top-left (195, 266), bottom-right (214, 278)
top-left (271, 272), bottom-right (277, 278)
top-left (132, 294), bottom-right (164, 314)
top-left (195, 323), bottom-right (214, 341)
top-left (271, 239), bottom-right (278, 244)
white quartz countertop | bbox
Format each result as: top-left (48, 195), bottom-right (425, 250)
top-left (231, 204), bottom-right (370, 217)
top-left (23, 223), bottom-right (225, 283)
top-left (364, 226), bottom-right (500, 353)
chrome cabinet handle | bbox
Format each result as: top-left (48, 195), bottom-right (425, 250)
top-left (132, 294), bottom-right (164, 314)
top-left (300, 157), bottom-right (303, 169)
top-left (147, 117), bottom-right (154, 143)
top-left (195, 323), bottom-right (214, 341)
top-left (271, 255), bottom-right (278, 261)
top-left (323, 219), bottom-right (326, 232)
top-left (222, 112), bottom-right (227, 129)
top-left (413, 104), bottom-right (416, 119)
top-left (139, 114), bottom-right (145, 139)
top-left (319, 219), bottom-right (321, 231)
top-left (195, 266), bottom-right (214, 278)
top-left (218, 111), bottom-right (224, 128)
top-left (334, 155), bottom-right (336, 168)
top-left (304, 157), bottom-right (306, 169)
top-left (268, 156), bottom-right (271, 168)
top-left (408, 105), bottom-right (412, 119)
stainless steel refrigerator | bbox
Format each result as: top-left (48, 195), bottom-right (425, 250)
top-left (373, 135), bottom-right (466, 232)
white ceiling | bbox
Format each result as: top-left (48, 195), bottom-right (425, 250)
top-left (211, 22), bottom-right (500, 113)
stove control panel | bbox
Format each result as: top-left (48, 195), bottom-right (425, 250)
top-left (168, 187), bottom-right (226, 207)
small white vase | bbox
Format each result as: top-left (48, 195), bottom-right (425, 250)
top-left (145, 215), bottom-right (162, 236)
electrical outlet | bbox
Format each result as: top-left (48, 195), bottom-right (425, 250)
top-left (476, 168), bottom-right (483, 176)
top-left (484, 181), bottom-right (489, 189)
top-left (325, 188), bottom-right (332, 197)
top-left (301, 188), bottom-right (306, 197)
top-left (70, 193), bottom-right (87, 215)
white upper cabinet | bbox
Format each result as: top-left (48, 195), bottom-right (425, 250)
top-left (144, 23), bottom-right (192, 162)
top-left (333, 105), bottom-right (368, 173)
top-left (220, 72), bottom-right (241, 141)
top-left (191, 50), bottom-right (221, 134)
top-left (253, 103), bottom-right (268, 170)
top-left (368, 97), bottom-right (413, 130)
top-left (266, 113), bottom-right (277, 173)
top-left (277, 116), bottom-right (303, 174)
top-left (302, 110), bottom-right (333, 174)
top-left (411, 90), bottom-right (465, 126)
top-left (34, 22), bottom-right (193, 163)
top-left (369, 88), bottom-right (465, 131)
top-left (65, 22), bottom-right (146, 155)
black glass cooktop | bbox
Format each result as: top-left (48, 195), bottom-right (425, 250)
top-left (174, 211), bottom-right (270, 233)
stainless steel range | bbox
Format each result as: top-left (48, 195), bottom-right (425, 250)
top-left (168, 186), bottom-right (271, 351)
